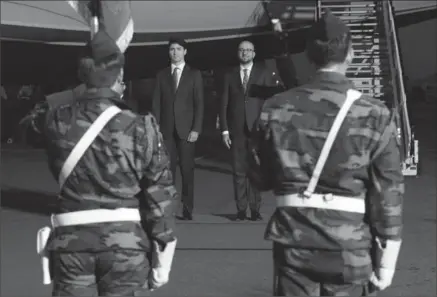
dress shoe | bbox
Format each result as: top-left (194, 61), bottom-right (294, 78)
top-left (183, 210), bottom-right (193, 221)
top-left (250, 211), bottom-right (263, 221)
top-left (235, 211), bottom-right (247, 221)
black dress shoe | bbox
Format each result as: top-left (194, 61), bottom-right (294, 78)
top-left (250, 211), bottom-right (263, 221)
top-left (181, 205), bottom-right (193, 221)
top-left (235, 211), bottom-right (247, 221)
top-left (183, 211), bottom-right (193, 221)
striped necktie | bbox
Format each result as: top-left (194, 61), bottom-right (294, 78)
top-left (242, 68), bottom-right (249, 92)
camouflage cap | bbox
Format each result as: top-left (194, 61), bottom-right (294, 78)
top-left (309, 9), bottom-right (350, 42)
top-left (78, 26), bottom-right (125, 88)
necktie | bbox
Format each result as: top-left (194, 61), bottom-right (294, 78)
top-left (172, 67), bottom-right (179, 91)
top-left (242, 68), bottom-right (249, 92)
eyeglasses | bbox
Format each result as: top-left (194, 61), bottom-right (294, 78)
top-left (238, 49), bottom-right (254, 53)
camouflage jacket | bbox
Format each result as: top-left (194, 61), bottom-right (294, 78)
top-left (26, 87), bottom-right (177, 252)
top-left (251, 71), bottom-right (404, 251)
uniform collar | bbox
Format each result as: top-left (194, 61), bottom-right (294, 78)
top-left (80, 87), bottom-right (128, 107)
top-left (311, 70), bottom-right (355, 93)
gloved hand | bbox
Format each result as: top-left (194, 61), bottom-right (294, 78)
top-left (369, 268), bottom-right (395, 290)
top-left (149, 239), bottom-right (177, 291)
top-left (271, 18), bottom-right (283, 33)
top-left (369, 238), bottom-right (402, 291)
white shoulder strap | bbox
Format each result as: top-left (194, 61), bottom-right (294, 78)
top-left (58, 105), bottom-right (122, 189)
top-left (303, 89), bottom-right (362, 197)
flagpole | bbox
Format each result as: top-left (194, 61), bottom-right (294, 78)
top-left (91, 16), bottom-right (99, 37)
top-left (90, 0), bottom-right (101, 38)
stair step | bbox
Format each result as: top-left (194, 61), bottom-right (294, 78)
top-left (334, 16), bottom-right (377, 20)
top-left (350, 29), bottom-right (379, 33)
top-left (350, 75), bottom-right (388, 79)
top-left (353, 56), bottom-right (389, 59)
top-left (353, 80), bottom-right (386, 85)
top-left (349, 63), bottom-right (385, 67)
top-left (320, 4), bottom-right (376, 9)
top-left (332, 15), bottom-right (377, 19)
top-left (351, 78), bottom-right (386, 84)
top-left (352, 43), bottom-right (387, 47)
top-left (349, 31), bottom-right (382, 35)
top-left (328, 9), bottom-right (376, 14)
top-left (351, 36), bottom-right (383, 40)
top-left (346, 23), bottom-right (378, 27)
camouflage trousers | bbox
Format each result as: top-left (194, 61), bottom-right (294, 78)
top-left (273, 243), bottom-right (377, 296)
top-left (51, 249), bottom-right (150, 296)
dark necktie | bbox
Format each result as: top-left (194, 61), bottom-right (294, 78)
top-left (172, 67), bottom-right (179, 91)
top-left (242, 68), bottom-right (249, 92)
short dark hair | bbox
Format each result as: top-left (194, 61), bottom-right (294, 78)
top-left (168, 37), bottom-right (187, 49)
top-left (305, 32), bottom-right (352, 68)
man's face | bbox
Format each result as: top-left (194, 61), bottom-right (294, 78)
top-left (169, 43), bottom-right (187, 64)
top-left (238, 41), bottom-right (255, 64)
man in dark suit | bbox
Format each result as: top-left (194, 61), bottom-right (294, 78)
top-left (152, 38), bottom-right (204, 220)
top-left (220, 40), bottom-right (279, 221)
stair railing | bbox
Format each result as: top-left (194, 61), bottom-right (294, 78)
top-left (381, 0), bottom-right (412, 159)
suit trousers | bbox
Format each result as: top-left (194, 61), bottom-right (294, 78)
top-left (165, 129), bottom-right (195, 214)
top-left (231, 127), bottom-right (262, 213)
top-left (272, 243), bottom-right (377, 296)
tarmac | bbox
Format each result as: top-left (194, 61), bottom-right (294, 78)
top-left (1, 99), bottom-right (436, 296)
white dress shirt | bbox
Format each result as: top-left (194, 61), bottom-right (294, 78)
top-left (222, 62), bottom-right (254, 136)
top-left (240, 62), bottom-right (253, 84)
top-left (171, 62), bottom-right (186, 89)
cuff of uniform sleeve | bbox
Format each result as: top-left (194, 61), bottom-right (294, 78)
top-left (376, 238), bottom-right (402, 269)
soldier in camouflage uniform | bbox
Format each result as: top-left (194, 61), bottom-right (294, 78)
top-left (250, 10), bottom-right (404, 296)
top-left (26, 27), bottom-right (177, 296)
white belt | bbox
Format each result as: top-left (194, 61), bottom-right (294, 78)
top-left (37, 208), bottom-right (141, 285)
top-left (50, 208), bottom-right (141, 227)
top-left (276, 193), bottom-right (366, 214)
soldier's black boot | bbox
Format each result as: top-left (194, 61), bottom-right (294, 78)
top-left (236, 211), bottom-right (247, 221)
top-left (250, 211), bottom-right (263, 221)
top-left (183, 207), bottom-right (193, 221)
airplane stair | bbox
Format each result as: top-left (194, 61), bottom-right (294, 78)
top-left (317, 0), bottom-right (419, 176)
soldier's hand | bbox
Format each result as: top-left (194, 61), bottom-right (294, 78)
top-left (222, 134), bottom-right (232, 149)
top-left (369, 268), bottom-right (395, 291)
top-left (149, 239), bottom-right (177, 291)
top-left (187, 131), bottom-right (199, 142)
top-left (271, 18), bottom-right (283, 33)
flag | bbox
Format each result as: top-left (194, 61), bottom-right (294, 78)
top-left (67, 0), bottom-right (134, 53)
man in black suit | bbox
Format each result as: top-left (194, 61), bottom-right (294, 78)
top-left (220, 40), bottom-right (280, 221)
top-left (152, 38), bottom-right (204, 220)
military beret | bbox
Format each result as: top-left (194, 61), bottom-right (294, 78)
top-left (78, 27), bottom-right (125, 88)
top-left (90, 28), bottom-right (124, 65)
top-left (309, 9), bottom-right (350, 42)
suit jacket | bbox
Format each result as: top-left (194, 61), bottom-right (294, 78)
top-left (220, 63), bottom-right (278, 138)
top-left (152, 64), bottom-right (204, 140)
